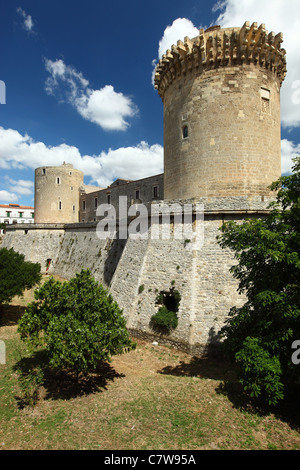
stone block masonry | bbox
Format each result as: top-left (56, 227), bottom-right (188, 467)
top-left (2, 196), bottom-right (274, 355)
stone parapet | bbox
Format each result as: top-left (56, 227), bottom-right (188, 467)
top-left (155, 21), bottom-right (286, 99)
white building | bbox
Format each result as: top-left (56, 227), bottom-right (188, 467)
top-left (0, 204), bottom-right (34, 233)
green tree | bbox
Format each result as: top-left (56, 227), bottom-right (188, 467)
top-left (0, 247), bottom-right (41, 305)
top-left (218, 158), bottom-right (300, 406)
top-left (18, 269), bottom-right (135, 379)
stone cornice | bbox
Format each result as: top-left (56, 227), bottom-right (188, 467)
top-left (154, 21), bottom-right (287, 99)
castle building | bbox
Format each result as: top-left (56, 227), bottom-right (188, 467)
top-left (79, 174), bottom-right (164, 223)
top-left (2, 22), bottom-right (287, 354)
top-left (154, 22), bottom-right (286, 201)
top-left (34, 162), bottom-right (84, 224)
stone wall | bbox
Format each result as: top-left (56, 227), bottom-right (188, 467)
top-left (1, 196), bottom-right (273, 355)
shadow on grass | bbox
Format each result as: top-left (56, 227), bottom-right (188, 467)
top-left (13, 349), bottom-right (125, 407)
top-left (158, 355), bottom-right (237, 383)
top-left (0, 304), bottom-right (25, 326)
top-left (217, 380), bottom-right (300, 431)
top-left (158, 354), bottom-right (300, 431)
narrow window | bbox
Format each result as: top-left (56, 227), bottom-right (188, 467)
top-left (135, 190), bottom-right (140, 200)
top-left (58, 201), bottom-right (62, 210)
top-left (42, 168), bottom-right (46, 175)
top-left (153, 186), bottom-right (159, 199)
top-left (94, 197), bottom-right (98, 209)
top-left (82, 200), bottom-right (86, 211)
top-left (182, 125), bottom-right (188, 139)
top-left (72, 205), bottom-right (75, 212)
top-left (56, 177), bottom-right (60, 184)
top-left (107, 194), bottom-right (111, 204)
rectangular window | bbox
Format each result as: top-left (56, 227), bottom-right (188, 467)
top-left (72, 205), bottom-right (75, 212)
top-left (56, 177), bottom-right (60, 184)
top-left (82, 200), bottom-right (86, 211)
top-left (6, 211), bottom-right (11, 217)
top-left (31, 212), bottom-right (34, 218)
top-left (19, 212), bottom-right (23, 218)
top-left (94, 197), bottom-right (98, 209)
top-left (135, 190), bottom-right (140, 200)
top-left (58, 201), bottom-right (62, 210)
top-left (261, 88), bottom-right (270, 114)
top-left (153, 186), bottom-right (159, 198)
top-left (107, 194), bottom-right (111, 204)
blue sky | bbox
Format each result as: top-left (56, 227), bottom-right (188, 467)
top-left (1, 0), bottom-right (300, 207)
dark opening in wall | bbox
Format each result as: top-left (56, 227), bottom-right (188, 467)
top-left (182, 125), bottom-right (188, 139)
top-left (150, 287), bottom-right (181, 334)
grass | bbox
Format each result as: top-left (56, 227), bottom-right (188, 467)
top-left (0, 277), bottom-right (300, 450)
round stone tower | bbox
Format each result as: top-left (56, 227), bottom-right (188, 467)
top-left (34, 162), bottom-right (84, 223)
top-left (154, 22), bottom-right (287, 201)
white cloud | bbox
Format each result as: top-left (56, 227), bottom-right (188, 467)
top-left (212, 0), bottom-right (300, 128)
top-left (93, 142), bottom-right (164, 187)
top-left (152, 18), bottom-right (200, 84)
top-left (158, 18), bottom-right (200, 59)
top-left (77, 86), bottom-right (137, 131)
top-left (281, 139), bottom-right (300, 174)
top-left (16, 7), bottom-right (34, 33)
top-left (0, 127), bottom-right (163, 189)
top-left (0, 190), bottom-right (18, 204)
top-left (44, 59), bottom-right (138, 131)
top-left (4, 177), bottom-right (34, 196)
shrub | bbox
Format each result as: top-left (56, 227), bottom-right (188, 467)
top-left (18, 269), bottom-right (135, 379)
top-left (218, 157), bottom-right (300, 406)
top-left (151, 287), bottom-right (181, 334)
top-left (151, 306), bottom-right (178, 334)
top-left (0, 247), bottom-right (41, 305)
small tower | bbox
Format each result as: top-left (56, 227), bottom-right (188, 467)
top-left (34, 163), bottom-right (84, 223)
top-left (154, 22), bottom-right (287, 201)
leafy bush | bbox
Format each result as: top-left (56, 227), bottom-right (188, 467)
top-left (0, 247), bottom-right (41, 305)
top-left (151, 306), bottom-right (178, 333)
top-left (151, 287), bottom-right (181, 334)
top-left (18, 269), bottom-right (135, 379)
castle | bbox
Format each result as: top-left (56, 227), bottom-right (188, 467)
top-left (2, 22), bottom-right (287, 354)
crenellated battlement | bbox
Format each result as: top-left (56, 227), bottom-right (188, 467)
top-left (154, 21), bottom-right (287, 99)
